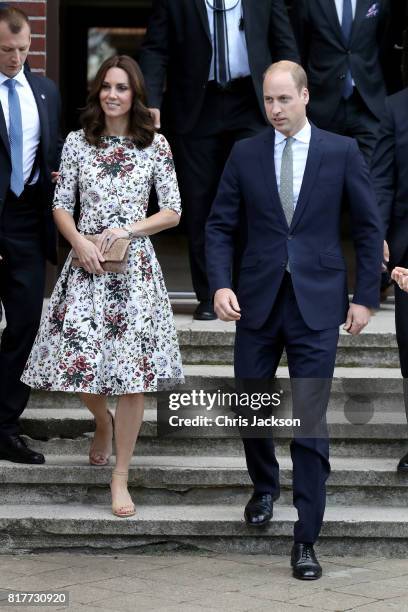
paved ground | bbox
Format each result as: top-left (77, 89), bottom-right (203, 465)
top-left (0, 552), bottom-right (407, 612)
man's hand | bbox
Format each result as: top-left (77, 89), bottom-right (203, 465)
top-left (72, 235), bottom-right (105, 275)
top-left (214, 288), bottom-right (241, 321)
top-left (51, 171), bottom-right (60, 184)
top-left (149, 108), bottom-right (161, 129)
top-left (392, 267), bottom-right (408, 292)
top-left (382, 240), bottom-right (389, 271)
top-left (343, 303), bottom-right (372, 335)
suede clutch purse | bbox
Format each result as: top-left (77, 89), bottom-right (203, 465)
top-left (71, 235), bottom-right (131, 274)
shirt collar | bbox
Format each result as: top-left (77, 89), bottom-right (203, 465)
top-left (274, 119), bottom-right (311, 146)
top-left (0, 68), bottom-right (27, 87)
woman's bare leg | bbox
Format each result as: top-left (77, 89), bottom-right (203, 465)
top-left (81, 393), bottom-right (113, 465)
top-left (111, 392), bottom-right (144, 514)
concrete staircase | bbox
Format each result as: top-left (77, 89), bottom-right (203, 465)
top-left (0, 302), bottom-right (407, 556)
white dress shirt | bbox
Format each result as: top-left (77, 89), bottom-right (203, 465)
top-left (205, 0), bottom-right (250, 81)
top-left (334, 0), bottom-right (357, 24)
top-left (0, 68), bottom-right (41, 184)
top-left (274, 120), bottom-right (311, 211)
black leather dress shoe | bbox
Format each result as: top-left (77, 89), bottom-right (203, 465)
top-left (397, 452), bottom-right (408, 473)
top-left (193, 300), bottom-right (217, 321)
top-left (0, 435), bottom-right (45, 464)
top-left (244, 493), bottom-right (273, 526)
top-left (291, 543), bottom-right (322, 580)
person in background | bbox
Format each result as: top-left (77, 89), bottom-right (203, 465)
top-left (0, 6), bottom-right (61, 465)
top-left (292, 0), bottom-right (392, 162)
top-left (139, 0), bottom-right (299, 320)
top-left (371, 86), bottom-right (408, 474)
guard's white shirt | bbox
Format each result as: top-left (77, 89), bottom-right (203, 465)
top-left (334, 0), bottom-right (357, 24)
top-left (274, 120), bottom-right (311, 211)
top-left (0, 68), bottom-right (41, 184)
top-left (205, 0), bottom-right (250, 81)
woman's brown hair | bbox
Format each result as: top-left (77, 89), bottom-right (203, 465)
top-left (80, 55), bottom-right (155, 148)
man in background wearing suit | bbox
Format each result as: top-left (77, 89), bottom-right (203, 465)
top-left (371, 88), bottom-right (408, 473)
top-left (206, 61), bottom-right (382, 578)
top-left (139, 0), bottom-right (298, 320)
top-left (0, 6), bottom-right (61, 464)
top-left (292, 0), bottom-right (392, 162)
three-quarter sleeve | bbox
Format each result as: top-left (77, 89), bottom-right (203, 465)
top-left (152, 134), bottom-right (182, 215)
top-left (52, 131), bottom-right (80, 214)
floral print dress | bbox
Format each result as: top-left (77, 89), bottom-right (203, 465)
top-left (22, 130), bottom-right (184, 394)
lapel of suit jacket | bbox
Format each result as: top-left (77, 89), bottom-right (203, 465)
top-left (194, 0), bottom-right (211, 41)
top-left (350, 0), bottom-right (373, 45)
top-left (260, 127), bottom-right (290, 229)
top-left (290, 124), bottom-right (323, 233)
top-left (317, 0), bottom-right (344, 45)
top-left (0, 100), bottom-right (10, 159)
top-left (25, 71), bottom-right (49, 166)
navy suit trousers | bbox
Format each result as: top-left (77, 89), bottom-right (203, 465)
top-left (234, 273), bottom-right (339, 543)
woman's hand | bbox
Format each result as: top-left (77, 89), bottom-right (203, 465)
top-left (392, 267), bottom-right (408, 292)
top-left (72, 235), bottom-right (105, 275)
top-left (97, 228), bottom-right (130, 254)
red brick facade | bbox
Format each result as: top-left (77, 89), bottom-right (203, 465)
top-left (7, 0), bottom-right (47, 75)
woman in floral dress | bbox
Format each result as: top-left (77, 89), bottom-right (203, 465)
top-left (22, 55), bottom-right (184, 517)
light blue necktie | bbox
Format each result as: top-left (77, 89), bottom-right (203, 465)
top-left (341, 0), bottom-right (354, 99)
top-left (4, 78), bottom-right (24, 197)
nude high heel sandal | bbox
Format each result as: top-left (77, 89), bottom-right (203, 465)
top-left (89, 410), bottom-right (114, 466)
top-left (110, 470), bottom-right (135, 518)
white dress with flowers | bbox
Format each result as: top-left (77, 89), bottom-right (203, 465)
top-left (21, 130), bottom-right (184, 394)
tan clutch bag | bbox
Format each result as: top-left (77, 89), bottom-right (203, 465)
top-left (71, 235), bottom-right (131, 274)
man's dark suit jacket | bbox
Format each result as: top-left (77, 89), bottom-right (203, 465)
top-left (139, 0), bottom-right (299, 134)
top-left (206, 125), bottom-right (383, 331)
top-left (0, 71), bottom-right (62, 263)
top-left (292, 0), bottom-right (391, 126)
top-left (371, 88), bottom-right (408, 268)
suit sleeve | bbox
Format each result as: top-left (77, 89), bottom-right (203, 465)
top-left (290, 0), bottom-right (309, 68)
top-left (370, 97), bottom-right (396, 238)
top-left (345, 140), bottom-right (383, 309)
top-left (268, 0), bottom-right (300, 62)
top-left (139, 0), bottom-right (169, 109)
top-left (205, 146), bottom-right (242, 296)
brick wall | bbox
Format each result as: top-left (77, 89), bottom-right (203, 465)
top-left (7, 0), bottom-right (47, 75)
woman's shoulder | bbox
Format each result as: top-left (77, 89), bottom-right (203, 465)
top-left (151, 132), bottom-right (173, 155)
top-left (64, 129), bottom-right (87, 147)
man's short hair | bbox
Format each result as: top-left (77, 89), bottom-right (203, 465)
top-left (0, 5), bottom-right (30, 34)
top-left (264, 61), bottom-right (308, 92)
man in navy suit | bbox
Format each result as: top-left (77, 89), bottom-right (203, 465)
top-left (0, 6), bottom-right (61, 464)
top-left (371, 87), bottom-right (408, 473)
top-left (206, 61), bottom-right (382, 579)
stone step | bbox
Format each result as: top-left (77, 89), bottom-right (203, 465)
top-left (24, 432), bottom-right (408, 459)
top-left (27, 366), bottom-right (406, 411)
top-left (0, 503), bottom-right (406, 557)
top-left (177, 307), bottom-right (399, 367)
top-left (1, 456), bottom-right (407, 507)
top-left (2, 303), bottom-right (399, 367)
top-left (19, 404), bottom-right (408, 460)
